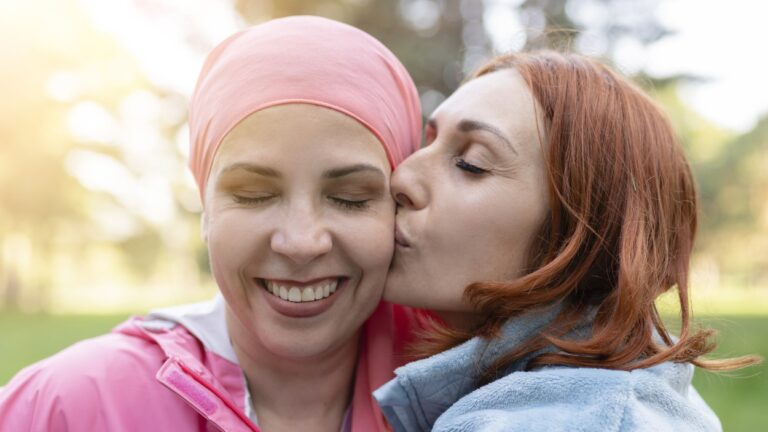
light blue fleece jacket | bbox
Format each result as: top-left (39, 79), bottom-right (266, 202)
top-left (373, 307), bottom-right (721, 431)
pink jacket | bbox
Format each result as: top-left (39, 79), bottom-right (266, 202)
top-left (0, 302), bottom-right (421, 431)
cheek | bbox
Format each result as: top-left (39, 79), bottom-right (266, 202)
top-left (206, 210), bottom-right (265, 272)
top-left (484, 198), bottom-right (547, 277)
top-left (340, 210), bottom-right (395, 275)
top-left (432, 187), bottom-right (545, 279)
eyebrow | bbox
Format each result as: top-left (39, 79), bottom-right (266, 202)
top-left (323, 163), bottom-right (385, 180)
top-left (221, 163), bottom-right (281, 178)
top-left (219, 162), bottom-right (385, 180)
top-left (428, 118), bottom-right (518, 155)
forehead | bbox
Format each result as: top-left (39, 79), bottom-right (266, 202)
top-left (213, 104), bottom-right (389, 167)
top-left (432, 69), bottom-right (540, 135)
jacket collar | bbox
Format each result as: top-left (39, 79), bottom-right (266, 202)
top-left (373, 305), bottom-right (565, 431)
top-left (116, 316), bottom-right (259, 432)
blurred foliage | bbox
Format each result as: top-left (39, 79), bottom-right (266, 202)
top-left (695, 117), bottom-right (768, 286)
top-left (0, 0), bottom-right (209, 312)
top-left (519, 0), bottom-right (670, 52)
top-left (653, 82), bottom-right (768, 289)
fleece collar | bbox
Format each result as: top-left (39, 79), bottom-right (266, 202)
top-left (373, 305), bottom-right (567, 431)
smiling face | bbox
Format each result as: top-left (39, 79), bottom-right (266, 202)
top-left (204, 103), bottom-right (393, 359)
top-left (385, 70), bottom-right (550, 322)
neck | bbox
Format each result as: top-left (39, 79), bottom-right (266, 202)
top-left (226, 309), bottom-right (358, 432)
top-left (436, 310), bottom-right (484, 333)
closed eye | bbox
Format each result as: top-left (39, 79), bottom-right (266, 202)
top-left (455, 158), bottom-right (488, 175)
top-left (329, 196), bottom-right (370, 210)
top-left (233, 194), bottom-right (275, 205)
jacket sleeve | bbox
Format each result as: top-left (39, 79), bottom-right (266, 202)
top-left (0, 357), bottom-right (104, 431)
top-left (0, 332), bottom-right (165, 432)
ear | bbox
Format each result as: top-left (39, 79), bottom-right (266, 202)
top-left (200, 212), bottom-right (209, 245)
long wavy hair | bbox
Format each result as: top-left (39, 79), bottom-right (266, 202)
top-left (412, 51), bottom-right (759, 383)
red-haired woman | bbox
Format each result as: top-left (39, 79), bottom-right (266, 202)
top-left (374, 51), bottom-right (759, 431)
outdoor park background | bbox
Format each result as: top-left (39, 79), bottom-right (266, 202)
top-left (1, 0), bottom-right (766, 429)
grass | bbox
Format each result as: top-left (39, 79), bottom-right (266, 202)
top-left (689, 315), bottom-right (767, 430)
top-left (1, 313), bottom-right (765, 430)
top-left (0, 312), bottom-right (129, 384)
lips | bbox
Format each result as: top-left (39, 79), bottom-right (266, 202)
top-left (263, 278), bottom-right (338, 302)
top-left (259, 277), bottom-right (347, 318)
top-left (394, 224), bottom-right (411, 248)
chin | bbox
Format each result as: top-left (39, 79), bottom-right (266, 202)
top-left (384, 275), bottom-right (469, 314)
top-left (384, 269), bottom-right (433, 307)
top-left (383, 282), bottom-right (430, 309)
top-left (382, 273), bottom-right (410, 304)
top-left (261, 330), bottom-right (336, 359)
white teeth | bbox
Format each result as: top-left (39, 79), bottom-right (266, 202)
top-left (288, 287), bottom-right (301, 302)
top-left (264, 278), bottom-right (341, 303)
top-left (302, 287), bottom-right (315, 301)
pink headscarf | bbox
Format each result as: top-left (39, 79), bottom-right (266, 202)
top-left (187, 16), bottom-right (425, 431)
top-left (188, 15), bottom-right (422, 200)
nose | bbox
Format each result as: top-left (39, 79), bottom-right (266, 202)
top-left (270, 203), bottom-right (332, 266)
top-left (391, 149), bottom-right (429, 211)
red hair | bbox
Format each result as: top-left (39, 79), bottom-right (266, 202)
top-left (412, 51), bottom-right (759, 382)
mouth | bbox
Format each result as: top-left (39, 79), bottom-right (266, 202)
top-left (259, 277), bottom-right (342, 303)
top-left (394, 225), bottom-right (411, 248)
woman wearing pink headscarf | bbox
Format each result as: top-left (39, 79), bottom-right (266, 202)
top-left (0, 16), bottom-right (422, 431)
